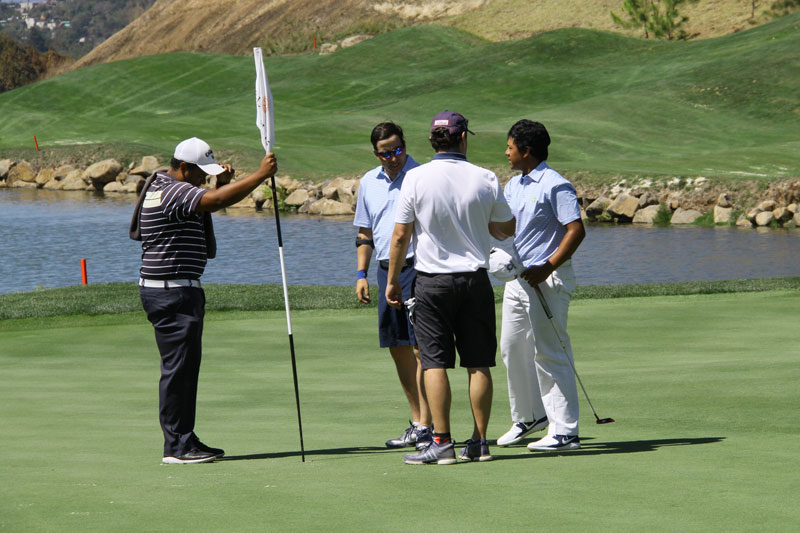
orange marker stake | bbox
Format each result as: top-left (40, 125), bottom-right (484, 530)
top-left (34, 135), bottom-right (40, 151)
top-left (81, 258), bottom-right (88, 285)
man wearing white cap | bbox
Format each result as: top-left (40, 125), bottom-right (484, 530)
top-left (130, 137), bottom-right (276, 464)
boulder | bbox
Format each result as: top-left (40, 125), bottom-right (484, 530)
top-left (607, 193), bottom-right (639, 220)
top-left (336, 180), bottom-right (357, 206)
top-left (717, 192), bottom-right (732, 208)
top-left (8, 161), bottom-right (36, 183)
top-left (745, 207), bottom-right (760, 222)
top-left (757, 200), bottom-right (776, 211)
top-left (42, 179), bottom-right (61, 190)
top-left (668, 193), bottom-right (682, 211)
top-left (84, 159), bottom-right (123, 190)
top-left (585, 196), bottom-right (612, 219)
top-left (319, 43), bottom-right (338, 55)
top-left (671, 207), bottom-right (702, 224)
top-left (59, 170), bottom-right (87, 191)
top-left (298, 199), bottom-right (313, 214)
top-left (307, 198), bottom-right (354, 216)
top-left (54, 165), bottom-right (76, 179)
top-left (788, 203), bottom-right (798, 214)
top-left (713, 205), bottom-right (733, 224)
top-left (228, 196), bottom-right (256, 209)
top-left (130, 156), bottom-right (160, 176)
top-left (772, 207), bottom-right (792, 223)
top-left (637, 191), bottom-right (659, 208)
top-left (11, 179), bottom-right (39, 189)
top-left (340, 34), bottom-right (370, 49)
top-left (102, 181), bottom-right (127, 193)
top-left (632, 204), bottom-right (661, 224)
top-left (0, 159), bottom-right (13, 179)
top-left (754, 211), bottom-right (774, 227)
top-left (322, 177), bottom-right (351, 199)
top-left (284, 189), bottom-right (310, 207)
top-left (736, 215), bottom-right (752, 227)
top-left (35, 168), bottom-right (56, 186)
top-left (794, 212), bottom-right (800, 226)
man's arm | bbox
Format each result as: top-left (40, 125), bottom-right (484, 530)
top-left (519, 219), bottom-right (586, 286)
top-left (489, 217), bottom-right (516, 240)
top-left (356, 227), bottom-right (374, 304)
top-left (197, 153), bottom-right (277, 212)
top-left (385, 221), bottom-right (413, 309)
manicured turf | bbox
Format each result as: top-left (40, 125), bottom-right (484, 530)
top-left (1, 14), bottom-right (799, 181)
top-left (1, 290), bottom-right (798, 530)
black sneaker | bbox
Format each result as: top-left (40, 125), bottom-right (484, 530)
top-left (195, 440), bottom-right (225, 458)
top-left (162, 449), bottom-right (216, 464)
top-left (386, 421), bottom-right (417, 448)
top-left (414, 427), bottom-right (433, 450)
top-left (458, 438), bottom-right (493, 462)
top-left (403, 440), bottom-right (456, 465)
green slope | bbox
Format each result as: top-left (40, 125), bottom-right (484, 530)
top-left (1, 14), bottom-right (799, 181)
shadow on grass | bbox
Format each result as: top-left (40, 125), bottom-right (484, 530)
top-left (493, 437), bottom-right (726, 460)
top-left (221, 445), bottom-right (395, 461)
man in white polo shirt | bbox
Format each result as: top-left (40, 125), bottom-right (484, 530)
top-left (386, 110), bottom-right (515, 465)
top-left (130, 137), bottom-right (276, 464)
top-left (494, 120), bottom-right (586, 451)
top-left (353, 121), bottom-right (432, 450)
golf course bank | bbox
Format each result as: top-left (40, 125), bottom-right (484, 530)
top-left (2, 156), bottom-right (799, 227)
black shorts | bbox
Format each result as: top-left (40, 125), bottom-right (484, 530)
top-left (412, 269), bottom-right (497, 369)
top-left (376, 261), bottom-right (417, 348)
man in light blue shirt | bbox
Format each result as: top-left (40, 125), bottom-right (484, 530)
top-left (353, 122), bottom-right (431, 450)
top-left (494, 120), bottom-right (587, 452)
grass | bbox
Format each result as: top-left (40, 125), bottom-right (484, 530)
top-left (2, 278), bottom-right (800, 321)
top-left (1, 14), bottom-right (799, 182)
top-left (1, 289), bottom-right (798, 530)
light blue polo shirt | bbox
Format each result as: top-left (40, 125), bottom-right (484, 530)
top-left (504, 161), bottom-right (581, 267)
top-left (353, 156), bottom-right (419, 261)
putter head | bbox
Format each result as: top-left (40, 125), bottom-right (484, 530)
top-left (595, 417), bottom-right (615, 424)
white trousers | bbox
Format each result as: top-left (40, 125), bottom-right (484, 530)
top-left (500, 261), bottom-right (579, 436)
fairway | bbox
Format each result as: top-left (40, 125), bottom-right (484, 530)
top-left (1, 290), bottom-right (798, 530)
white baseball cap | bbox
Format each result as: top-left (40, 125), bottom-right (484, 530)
top-left (173, 137), bottom-right (225, 175)
top-left (489, 247), bottom-right (525, 283)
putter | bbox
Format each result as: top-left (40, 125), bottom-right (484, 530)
top-left (533, 285), bottom-right (615, 425)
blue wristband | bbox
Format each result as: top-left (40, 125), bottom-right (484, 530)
top-left (357, 270), bottom-right (367, 280)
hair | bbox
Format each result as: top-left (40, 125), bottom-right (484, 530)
top-left (507, 119), bottom-right (550, 162)
top-left (370, 122), bottom-right (405, 150)
top-left (429, 127), bottom-right (463, 152)
top-left (170, 157), bottom-right (199, 171)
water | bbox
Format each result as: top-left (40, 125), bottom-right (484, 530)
top-left (1, 188), bottom-right (799, 294)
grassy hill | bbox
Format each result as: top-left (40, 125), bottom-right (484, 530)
top-left (1, 13), bottom-right (799, 182)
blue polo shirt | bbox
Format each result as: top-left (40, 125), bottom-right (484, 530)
top-left (504, 161), bottom-right (581, 267)
top-left (353, 156), bottom-right (419, 261)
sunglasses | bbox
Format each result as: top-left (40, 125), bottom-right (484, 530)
top-left (376, 146), bottom-right (404, 160)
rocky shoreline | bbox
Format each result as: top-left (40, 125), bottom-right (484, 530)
top-left (2, 157), bottom-right (799, 228)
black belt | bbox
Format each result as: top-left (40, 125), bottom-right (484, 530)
top-left (379, 257), bottom-right (414, 270)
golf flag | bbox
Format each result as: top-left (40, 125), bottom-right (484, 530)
top-left (253, 47), bottom-right (274, 154)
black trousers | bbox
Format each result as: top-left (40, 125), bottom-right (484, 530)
top-left (140, 286), bottom-right (205, 457)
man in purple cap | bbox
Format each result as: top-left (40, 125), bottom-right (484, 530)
top-left (130, 137), bottom-right (277, 464)
top-left (385, 111), bottom-right (515, 465)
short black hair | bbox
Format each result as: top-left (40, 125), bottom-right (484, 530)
top-left (429, 127), bottom-right (462, 152)
top-left (370, 122), bottom-right (405, 150)
top-left (507, 119), bottom-right (550, 162)
top-left (170, 157), bottom-right (200, 172)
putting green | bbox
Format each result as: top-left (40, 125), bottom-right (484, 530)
top-left (1, 290), bottom-right (797, 529)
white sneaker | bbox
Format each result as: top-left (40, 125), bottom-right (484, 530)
top-left (527, 434), bottom-right (581, 451)
top-left (496, 416), bottom-right (548, 446)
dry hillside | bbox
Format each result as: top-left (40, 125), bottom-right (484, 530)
top-left (75, 0), bottom-right (783, 68)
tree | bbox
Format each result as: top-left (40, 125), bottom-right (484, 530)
top-left (611, 0), bottom-right (697, 40)
top-left (0, 33), bottom-right (45, 92)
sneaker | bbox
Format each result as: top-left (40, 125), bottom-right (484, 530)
top-left (527, 434), bottom-right (581, 451)
top-left (496, 416), bottom-right (549, 446)
top-left (386, 421), bottom-right (417, 448)
top-left (458, 438), bottom-right (493, 462)
top-left (194, 440), bottom-right (225, 458)
top-left (414, 427), bottom-right (433, 450)
top-left (162, 449), bottom-right (217, 464)
top-left (403, 440), bottom-right (456, 465)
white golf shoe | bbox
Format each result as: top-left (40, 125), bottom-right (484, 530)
top-left (527, 434), bottom-right (581, 451)
top-left (496, 416), bottom-right (548, 446)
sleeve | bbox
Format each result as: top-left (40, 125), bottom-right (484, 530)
top-left (489, 174), bottom-right (514, 222)
top-left (161, 181), bottom-right (207, 221)
top-left (551, 182), bottom-right (581, 225)
top-left (394, 173), bottom-right (416, 224)
top-left (352, 177), bottom-right (372, 228)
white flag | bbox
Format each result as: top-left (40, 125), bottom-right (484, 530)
top-left (253, 47), bottom-right (274, 154)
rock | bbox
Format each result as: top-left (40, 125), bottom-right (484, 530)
top-left (671, 207), bottom-right (702, 224)
top-left (319, 43), bottom-right (338, 55)
top-left (717, 192), bottom-right (732, 208)
top-left (8, 161), bottom-right (36, 183)
top-left (757, 199), bottom-right (776, 211)
top-left (585, 196), bottom-right (612, 219)
top-left (637, 191), bottom-right (659, 208)
top-left (341, 34), bottom-right (370, 48)
top-left (0, 159), bottom-right (13, 179)
top-left (736, 215), bottom-right (752, 227)
top-left (772, 207), bottom-right (792, 223)
top-left (322, 177), bottom-right (351, 199)
top-left (130, 156), bottom-right (160, 176)
top-left (42, 179), bottom-right (61, 190)
top-left (59, 170), bottom-right (87, 191)
top-left (632, 204), bottom-right (661, 224)
top-left (84, 159), bottom-right (123, 190)
top-left (284, 189), bottom-right (310, 207)
top-left (713, 205), bottom-right (733, 224)
top-left (250, 186), bottom-right (271, 209)
top-left (754, 211), bottom-right (774, 227)
top-left (307, 198), bottom-right (354, 215)
top-left (746, 208), bottom-right (760, 222)
top-left (103, 181), bottom-right (127, 193)
top-left (298, 199), bottom-right (312, 214)
top-left (54, 165), bottom-right (75, 179)
top-left (788, 203), bottom-right (798, 214)
top-left (607, 193), bottom-right (639, 220)
top-left (11, 180), bottom-right (39, 189)
top-left (794, 212), bottom-right (800, 226)
top-left (668, 193), bottom-right (682, 211)
top-left (228, 196), bottom-right (256, 209)
top-left (35, 168), bottom-right (56, 186)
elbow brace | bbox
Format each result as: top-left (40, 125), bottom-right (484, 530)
top-left (355, 237), bottom-right (375, 248)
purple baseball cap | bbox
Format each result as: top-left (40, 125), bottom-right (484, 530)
top-left (430, 110), bottom-right (475, 135)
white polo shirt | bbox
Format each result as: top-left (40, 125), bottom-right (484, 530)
top-left (395, 153), bottom-right (513, 274)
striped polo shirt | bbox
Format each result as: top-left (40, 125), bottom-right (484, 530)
top-left (138, 172), bottom-right (209, 280)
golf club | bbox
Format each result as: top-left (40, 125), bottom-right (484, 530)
top-left (533, 284), bottom-right (615, 425)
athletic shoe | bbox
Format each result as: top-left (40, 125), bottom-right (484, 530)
top-left (458, 438), bottom-right (493, 462)
top-left (162, 449), bottom-right (217, 464)
top-left (386, 421), bottom-right (417, 448)
top-left (527, 434), bottom-right (581, 451)
top-left (194, 440), bottom-right (225, 458)
top-left (414, 427), bottom-right (433, 450)
top-left (403, 440), bottom-right (456, 465)
top-left (496, 416), bottom-right (549, 446)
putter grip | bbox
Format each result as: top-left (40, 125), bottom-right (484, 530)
top-left (534, 285), bottom-right (554, 319)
